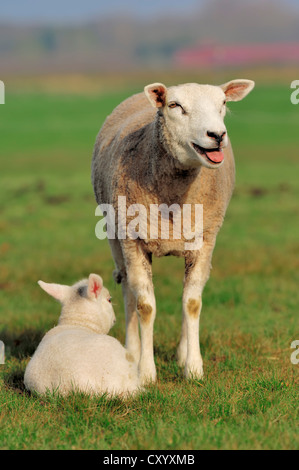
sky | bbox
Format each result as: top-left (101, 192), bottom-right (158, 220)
top-left (1, 0), bottom-right (297, 24)
top-left (0, 0), bottom-right (203, 23)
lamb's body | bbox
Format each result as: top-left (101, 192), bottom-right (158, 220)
top-left (24, 325), bottom-right (138, 396)
top-left (24, 274), bottom-right (141, 397)
top-left (92, 80), bottom-right (254, 383)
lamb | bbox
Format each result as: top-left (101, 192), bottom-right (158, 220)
top-left (24, 273), bottom-right (141, 397)
top-left (91, 79), bottom-right (255, 384)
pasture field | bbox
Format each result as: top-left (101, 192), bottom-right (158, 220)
top-left (0, 80), bottom-right (298, 450)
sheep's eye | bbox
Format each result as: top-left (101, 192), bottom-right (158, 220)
top-left (223, 100), bottom-right (227, 106)
top-left (168, 102), bottom-right (186, 114)
top-left (107, 297), bottom-right (112, 303)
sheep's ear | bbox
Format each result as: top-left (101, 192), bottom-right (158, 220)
top-left (38, 280), bottom-right (70, 303)
top-left (220, 79), bottom-right (255, 102)
top-left (144, 83), bottom-right (167, 108)
top-left (87, 273), bottom-right (103, 300)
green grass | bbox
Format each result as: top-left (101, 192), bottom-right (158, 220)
top-left (0, 81), bottom-right (298, 450)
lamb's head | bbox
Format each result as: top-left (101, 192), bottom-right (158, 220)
top-left (144, 79), bottom-right (254, 169)
top-left (38, 273), bottom-right (116, 334)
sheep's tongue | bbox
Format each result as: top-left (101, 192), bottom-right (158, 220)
top-left (206, 149), bottom-right (224, 163)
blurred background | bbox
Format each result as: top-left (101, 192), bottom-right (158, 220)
top-left (1, 0), bottom-right (299, 89)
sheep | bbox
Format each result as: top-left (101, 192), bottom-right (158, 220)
top-left (91, 79), bottom-right (255, 384)
top-left (24, 273), bottom-right (141, 397)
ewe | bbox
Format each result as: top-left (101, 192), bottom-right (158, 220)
top-left (24, 274), bottom-right (141, 397)
top-left (92, 80), bottom-right (254, 383)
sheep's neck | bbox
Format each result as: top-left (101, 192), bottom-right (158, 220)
top-left (148, 116), bottom-right (200, 203)
top-left (58, 310), bottom-right (103, 335)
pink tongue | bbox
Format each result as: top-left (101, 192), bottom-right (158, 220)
top-left (206, 149), bottom-right (224, 163)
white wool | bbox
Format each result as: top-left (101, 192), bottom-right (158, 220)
top-left (24, 274), bottom-right (141, 397)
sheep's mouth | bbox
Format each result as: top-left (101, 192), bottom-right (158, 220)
top-left (191, 143), bottom-right (224, 165)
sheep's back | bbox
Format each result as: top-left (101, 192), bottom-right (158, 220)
top-left (24, 327), bottom-right (140, 396)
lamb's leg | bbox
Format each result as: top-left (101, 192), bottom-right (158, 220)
top-left (178, 236), bottom-right (217, 379)
top-left (122, 241), bottom-right (156, 384)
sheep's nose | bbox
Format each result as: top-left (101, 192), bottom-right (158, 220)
top-left (207, 131), bottom-right (226, 145)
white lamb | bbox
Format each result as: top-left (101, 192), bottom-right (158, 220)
top-left (24, 273), bottom-right (141, 397)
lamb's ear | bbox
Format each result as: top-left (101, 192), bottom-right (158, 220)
top-left (87, 273), bottom-right (103, 300)
top-left (144, 83), bottom-right (167, 108)
top-left (220, 79), bottom-right (255, 102)
top-left (38, 280), bottom-right (70, 303)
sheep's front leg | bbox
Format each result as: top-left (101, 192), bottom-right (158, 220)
top-left (122, 279), bottom-right (141, 364)
top-left (109, 238), bottom-right (141, 364)
top-left (122, 242), bottom-right (156, 384)
top-left (178, 238), bottom-right (216, 379)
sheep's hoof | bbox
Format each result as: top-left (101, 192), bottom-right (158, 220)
top-left (184, 363), bottom-right (204, 381)
top-left (140, 374), bottom-right (157, 387)
top-left (138, 362), bottom-right (157, 386)
top-left (176, 345), bottom-right (187, 368)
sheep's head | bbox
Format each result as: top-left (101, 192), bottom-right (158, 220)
top-left (38, 274), bottom-right (116, 334)
top-left (144, 80), bottom-right (254, 169)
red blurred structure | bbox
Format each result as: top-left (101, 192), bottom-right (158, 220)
top-left (175, 42), bottom-right (299, 68)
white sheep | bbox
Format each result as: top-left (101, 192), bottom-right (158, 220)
top-left (24, 273), bottom-right (141, 397)
top-left (92, 79), bottom-right (254, 383)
